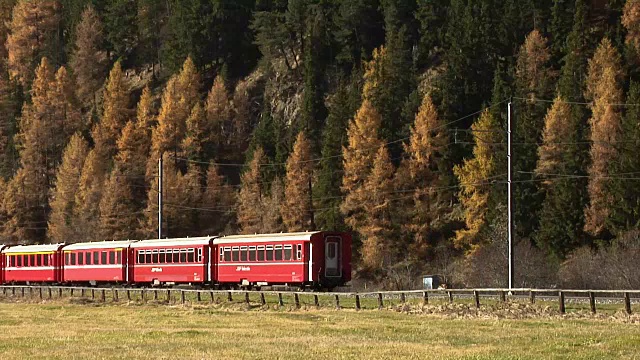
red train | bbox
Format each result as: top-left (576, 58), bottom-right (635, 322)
top-left (0, 231), bottom-right (351, 290)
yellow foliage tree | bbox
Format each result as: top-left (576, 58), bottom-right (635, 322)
top-left (453, 110), bottom-right (500, 250)
top-left (623, 0), bottom-right (640, 54)
top-left (205, 75), bottom-right (231, 158)
top-left (282, 132), bottom-right (314, 232)
top-left (535, 96), bottom-right (573, 183)
top-left (237, 147), bottom-right (265, 234)
top-left (48, 133), bottom-right (89, 243)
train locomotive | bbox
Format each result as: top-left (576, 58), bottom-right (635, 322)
top-left (0, 231), bottom-right (351, 290)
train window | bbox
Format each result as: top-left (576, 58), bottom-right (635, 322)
top-left (297, 244), bottom-right (302, 260)
top-left (10, 255), bottom-right (15, 267)
top-left (266, 245), bottom-right (274, 261)
top-left (116, 251), bottom-right (122, 264)
top-left (17, 255), bottom-right (22, 267)
top-left (94, 251), bottom-right (100, 265)
top-left (109, 251), bottom-right (116, 265)
top-left (197, 248), bottom-right (202, 262)
top-left (101, 251), bottom-right (108, 265)
top-left (219, 248), bottom-right (224, 261)
top-left (275, 245), bottom-right (283, 261)
top-left (43, 255), bottom-right (49, 266)
top-left (159, 249), bottom-right (166, 263)
top-left (179, 249), bottom-right (187, 263)
top-left (70, 253), bottom-right (76, 265)
top-left (223, 247), bottom-right (231, 261)
top-left (240, 246), bottom-right (248, 261)
top-left (257, 246), bottom-right (265, 261)
top-left (249, 246), bottom-right (256, 261)
top-left (137, 251), bottom-right (144, 264)
top-left (78, 253), bottom-right (84, 265)
top-left (187, 248), bottom-right (195, 263)
top-left (232, 246), bottom-right (239, 262)
top-left (284, 245), bottom-right (292, 261)
top-left (173, 249), bottom-right (180, 263)
top-left (145, 251), bottom-right (152, 264)
top-left (65, 253), bottom-right (70, 266)
top-left (152, 250), bottom-right (159, 264)
top-left (86, 252), bottom-right (91, 265)
top-left (29, 254), bottom-right (35, 266)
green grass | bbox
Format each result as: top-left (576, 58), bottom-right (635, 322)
top-left (0, 297), bottom-right (639, 359)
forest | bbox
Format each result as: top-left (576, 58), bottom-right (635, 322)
top-left (0, 0), bottom-right (639, 289)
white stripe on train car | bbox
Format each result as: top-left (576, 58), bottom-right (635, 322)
top-left (64, 265), bottom-right (123, 270)
top-left (5, 267), bottom-right (55, 271)
top-left (218, 262), bottom-right (305, 266)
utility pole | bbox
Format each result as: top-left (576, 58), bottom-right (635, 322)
top-left (158, 154), bottom-right (163, 239)
top-left (507, 100), bottom-right (514, 289)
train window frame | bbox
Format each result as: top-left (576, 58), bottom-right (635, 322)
top-left (116, 251), bottom-right (122, 264)
top-left (65, 252), bottom-right (70, 266)
top-left (17, 255), bottom-right (22, 267)
top-left (266, 245), bottom-right (274, 261)
top-left (197, 248), bottom-right (203, 262)
top-left (29, 254), bottom-right (35, 267)
top-left (232, 246), bottom-right (239, 262)
top-left (101, 251), bottom-right (108, 265)
top-left (219, 247), bottom-right (224, 261)
top-left (179, 249), bottom-right (187, 263)
top-left (86, 252), bottom-right (91, 265)
top-left (223, 247), bottom-right (231, 262)
top-left (70, 253), bottom-right (76, 265)
top-left (187, 248), bottom-right (195, 263)
top-left (137, 250), bottom-right (144, 264)
top-left (93, 251), bottom-right (100, 265)
top-left (171, 249), bottom-right (178, 263)
top-left (257, 246), bottom-right (265, 261)
top-left (109, 251), bottom-right (116, 265)
top-left (297, 244), bottom-right (302, 260)
top-left (283, 245), bottom-right (292, 261)
top-left (10, 255), bottom-right (15, 267)
top-left (77, 252), bottom-right (84, 265)
top-left (145, 250), bottom-right (152, 264)
top-left (152, 250), bottom-right (159, 264)
top-left (275, 245), bottom-right (283, 261)
top-left (248, 246), bottom-right (256, 261)
top-left (240, 246), bottom-right (248, 261)
top-left (43, 254), bottom-right (49, 266)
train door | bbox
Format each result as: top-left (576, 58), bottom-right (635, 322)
top-left (324, 236), bottom-right (342, 278)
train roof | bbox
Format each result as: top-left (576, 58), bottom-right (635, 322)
top-left (63, 240), bottom-right (138, 251)
top-left (130, 236), bottom-right (216, 248)
top-left (2, 243), bottom-right (65, 254)
top-left (214, 231), bottom-right (322, 244)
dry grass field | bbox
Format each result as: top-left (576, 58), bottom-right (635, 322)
top-left (0, 298), bottom-right (639, 360)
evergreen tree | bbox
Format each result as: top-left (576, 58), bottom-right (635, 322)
top-left (400, 94), bottom-right (452, 259)
top-left (281, 132), bottom-right (314, 232)
top-left (103, 0), bottom-right (137, 62)
top-left (262, 176), bottom-right (285, 233)
top-left (98, 166), bottom-right (138, 240)
top-left (5, 0), bottom-right (61, 89)
top-left (229, 80), bottom-right (253, 163)
top-left (584, 38), bottom-right (624, 237)
top-left (334, 0), bottom-right (385, 69)
top-left (0, 70), bottom-right (21, 179)
top-left (93, 61), bottom-right (132, 163)
top-left (360, 145), bottom-right (395, 271)
top-left (48, 133), bottom-right (89, 243)
top-left (137, 0), bottom-right (166, 75)
top-left (550, 0), bottom-right (577, 62)
top-left (314, 76), bottom-right (361, 231)
top-left (608, 81), bottom-right (640, 232)
top-left (70, 4), bottom-right (108, 108)
top-left (415, 0), bottom-right (449, 68)
top-left (340, 99), bottom-right (383, 239)
top-left (453, 110), bottom-right (502, 251)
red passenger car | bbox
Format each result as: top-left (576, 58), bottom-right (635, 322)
top-left (0, 245), bottom-right (6, 285)
top-left (130, 237), bottom-right (215, 285)
top-left (214, 232), bottom-right (351, 289)
top-left (63, 241), bottom-right (136, 285)
top-left (3, 244), bottom-right (64, 283)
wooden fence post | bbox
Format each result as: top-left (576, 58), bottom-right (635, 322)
top-left (448, 291), bottom-right (453, 304)
top-left (227, 291), bottom-right (233, 302)
top-left (260, 293), bottom-right (266, 306)
top-left (113, 289), bottom-right (118, 302)
top-left (101, 289), bottom-right (106, 302)
top-left (39, 287), bottom-right (43, 300)
top-left (141, 289), bottom-right (146, 303)
top-left (355, 295), bottom-right (361, 311)
top-left (21, 287), bottom-right (24, 298)
top-left (278, 293), bottom-right (284, 307)
top-left (314, 294), bottom-right (319, 308)
top-left (474, 290), bottom-right (480, 309)
top-left (529, 290), bottom-right (535, 304)
top-left (81, 288), bottom-right (85, 297)
top-left (245, 292), bottom-right (250, 306)
top-left (181, 290), bottom-right (186, 304)
top-left (422, 291), bottom-right (428, 305)
top-left (210, 291), bottom-right (215, 304)
top-left (624, 292), bottom-right (632, 315)
top-left (197, 291), bottom-right (202, 302)
top-left (334, 294), bottom-right (340, 310)
top-left (558, 291), bottom-right (565, 314)
top-left (294, 293), bottom-right (300, 309)
top-left (58, 288), bottom-right (62, 298)
top-left (499, 291), bottom-right (506, 302)
top-left (127, 289), bottom-right (131, 301)
top-left (400, 293), bottom-right (406, 304)
top-left (91, 289), bottom-right (95, 299)
top-left (48, 287), bottom-right (52, 299)
top-left (589, 292), bottom-right (596, 314)
top-left (378, 293), bottom-right (384, 310)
